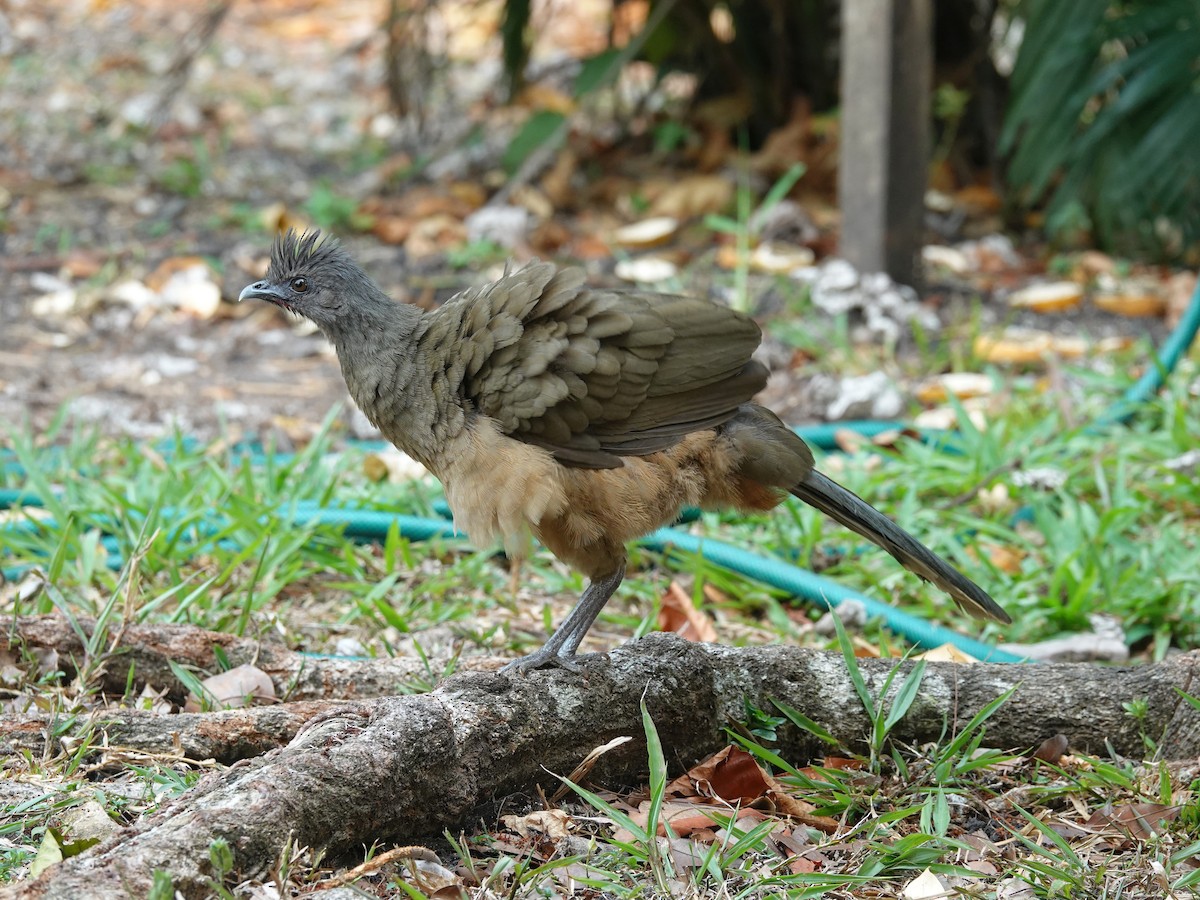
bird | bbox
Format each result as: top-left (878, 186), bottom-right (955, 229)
top-left (239, 230), bottom-right (1010, 672)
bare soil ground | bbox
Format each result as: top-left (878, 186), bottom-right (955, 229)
top-left (0, 0), bottom-right (1177, 455)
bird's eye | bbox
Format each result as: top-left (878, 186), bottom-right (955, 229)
top-left (290, 276), bottom-right (309, 293)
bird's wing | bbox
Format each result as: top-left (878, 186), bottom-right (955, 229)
top-left (424, 262), bottom-right (767, 468)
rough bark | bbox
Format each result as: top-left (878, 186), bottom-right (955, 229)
top-left (0, 615), bottom-right (482, 702)
top-left (0, 703), bottom-right (339, 765)
top-left (8, 634), bottom-right (1200, 900)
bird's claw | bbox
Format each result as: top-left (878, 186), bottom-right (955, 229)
top-left (500, 649), bottom-right (587, 674)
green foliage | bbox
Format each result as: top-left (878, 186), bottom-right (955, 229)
top-left (501, 110), bottom-right (564, 174)
top-left (704, 160), bottom-right (806, 312)
top-left (828, 610), bottom-right (926, 773)
top-left (445, 238), bottom-right (507, 270)
top-left (304, 183), bottom-right (374, 233)
top-left (1003, 0), bottom-right (1200, 259)
top-left (156, 139), bottom-right (212, 198)
top-left (500, 0), bottom-right (530, 97)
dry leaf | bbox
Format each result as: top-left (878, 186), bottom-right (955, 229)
top-left (404, 214), bottom-right (468, 260)
top-left (613, 217), bottom-right (678, 248)
top-left (749, 242), bottom-right (814, 274)
top-left (363, 449), bottom-right (430, 484)
top-left (1008, 282), bottom-right (1084, 313)
top-left (748, 101), bottom-right (810, 176)
top-left (985, 543), bottom-right (1025, 574)
top-left (540, 148), bottom-right (578, 209)
top-left (1094, 288), bottom-right (1166, 317)
top-left (1074, 249), bottom-right (1117, 278)
top-left (916, 643), bottom-right (977, 663)
top-left (974, 328), bottom-right (1055, 365)
top-left (953, 184), bottom-right (1004, 214)
top-left (649, 175), bottom-right (733, 220)
top-left (516, 82), bottom-right (576, 115)
top-left (371, 215), bottom-right (413, 245)
top-left (921, 245), bottom-right (970, 275)
top-left (257, 202), bottom-right (309, 236)
top-left (1032, 734), bottom-right (1069, 764)
top-left (669, 745), bottom-right (769, 803)
top-left (501, 809), bottom-right (571, 840)
top-left (1085, 802), bottom-right (1180, 842)
top-left (1048, 336), bottom-right (1088, 358)
top-left (902, 868), bottom-right (952, 900)
top-left (915, 373), bottom-right (994, 405)
top-left (550, 735), bottom-right (634, 802)
top-left (197, 663), bottom-right (275, 710)
top-left (63, 250), bottom-right (105, 279)
top-left (658, 582), bottom-right (717, 643)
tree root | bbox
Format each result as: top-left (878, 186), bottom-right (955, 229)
top-left (7, 634), bottom-right (1200, 899)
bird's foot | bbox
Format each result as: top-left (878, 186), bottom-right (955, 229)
top-left (500, 647), bottom-right (588, 674)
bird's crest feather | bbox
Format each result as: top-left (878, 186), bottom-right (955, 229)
top-left (268, 229), bottom-right (345, 280)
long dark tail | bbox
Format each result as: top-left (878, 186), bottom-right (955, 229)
top-left (790, 470), bottom-right (1011, 624)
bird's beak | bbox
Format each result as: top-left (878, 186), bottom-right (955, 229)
top-left (238, 281), bottom-right (289, 304)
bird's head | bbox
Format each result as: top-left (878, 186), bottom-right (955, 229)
top-left (238, 230), bottom-right (371, 332)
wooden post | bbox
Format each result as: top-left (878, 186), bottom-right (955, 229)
top-left (839, 0), bottom-right (932, 286)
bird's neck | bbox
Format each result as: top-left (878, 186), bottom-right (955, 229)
top-left (323, 289), bottom-right (449, 470)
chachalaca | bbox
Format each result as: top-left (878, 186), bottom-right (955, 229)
top-left (240, 231), bottom-right (1009, 671)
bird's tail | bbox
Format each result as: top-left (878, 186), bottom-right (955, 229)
top-left (790, 470), bottom-right (1011, 624)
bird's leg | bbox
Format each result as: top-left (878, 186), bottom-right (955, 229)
top-left (508, 556), bottom-right (522, 601)
top-left (501, 562), bottom-right (626, 673)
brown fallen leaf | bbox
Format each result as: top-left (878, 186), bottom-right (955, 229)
top-left (666, 746), bottom-right (839, 833)
top-left (1031, 733), bottom-right (1070, 764)
top-left (145, 256), bottom-right (212, 292)
top-left (257, 202), bottom-right (309, 236)
top-left (916, 643), bottom-right (977, 663)
top-left (953, 184), bottom-right (1004, 215)
top-left (1094, 287), bottom-right (1167, 318)
top-left (540, 147), bottom-right (578, 209)
top-left (668, 745), bottom-right (768, 803)
top-left (63, 250), bottom-right (105, 279)
top-left (404, 214), bottom-right (468, 260)
top-left (550, 735), bottom-right (633, 803)
top-left (1074, 249), bottom-right (1118, 278)
top-left (371, 215), bottom-right (413, 246)
top-left (658, 581), bottom-right (718, 643)
top-left (984, 543), bottom-right (1025, 575)
top-left (649, 175), bottom-right (734, 221)
top-left (1085, 801), bottom-right (1181, 843)
top-left (974, 328), bottom-right (1055, 365)
top-left (192, 663), bottom-right (275, 711)
top-left (1008, 282), bottom-right (1084, 314)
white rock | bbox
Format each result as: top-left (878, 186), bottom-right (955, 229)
top-left (922, 244), bottom-right (970, 274)
top-left (31, 288), bottom-right (77, 317)
top-left (825, 371), bottom-right (904, 421)
top-left (814, 599), bottom-right (868, 635)
top-left (465, 204), bottom-right (531, 249)
top-left (614, 256), bottom-right (677, 284)
top-left (108, 279), bottom-right (159, 309)
top-left (160, 265), bottom-right (222, 318)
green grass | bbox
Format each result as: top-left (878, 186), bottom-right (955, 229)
top-left (3, 349), bottom-right (1200, 891)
